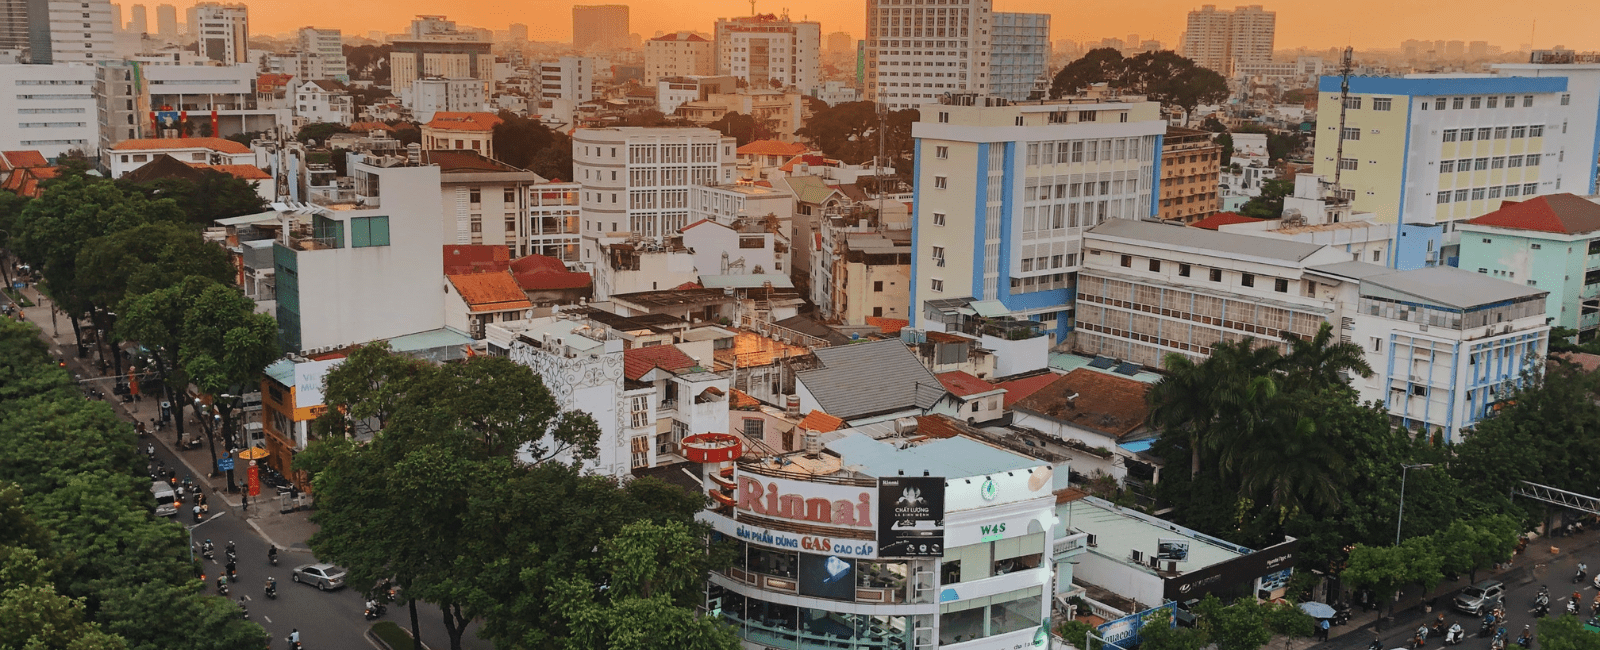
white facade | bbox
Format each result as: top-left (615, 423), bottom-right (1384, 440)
top-left (909, 97), bottom-right (1167, 344)
top-left (538, 56), bottom-right (594, 104)
top-left (0, 63), bottom-right (95, 159)
top-left (690, 182), bottom-right (796, 226)
top-left (192, 2), bottom-right (247, 64)
top-left (714, 15), bottom-right (820, 93)
top-left (572, 127), bottom-right (739, 263)
top-left (864, 0), bottom-right (990, 109)
top-left (133, 63), bottom-right (289, 139)
top-left (29, 0), bottom-right (116, 64)
top-left (656, 76), bottom-right (702, 115)
top-left (296, 27), bottom-right (347, 81)
top-left (810, 80), bottom-right (860, 107)
top-left (1180, 4), bottom-right (1275, 77)
top-left (273, 158), bottom-right (446, 353)
top-left (294, 80), bottom-right (352, 126)
top-left (408, 78), bottom-right (483, 123)
top-left (989, 13), bottom-right (1050, 102)
top-left (644, 32), bottom-right (713, 85)
top-left (680, 219), bottom-right (787, 277)
top-left (107, 139), bottom-right (253, 178)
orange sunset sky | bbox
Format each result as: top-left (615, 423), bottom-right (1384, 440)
top-left (225, 0), bottom-right (1598, 52)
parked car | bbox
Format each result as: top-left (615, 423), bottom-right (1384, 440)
top-left (291, 563), bottom-right (347, 590)
top-left (1452, 580), bottom-right (1505, 615)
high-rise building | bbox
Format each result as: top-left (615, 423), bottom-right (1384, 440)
top-left (571, 4), bottom-right (628, 51)
top-left (909, 95), bottom-right (1167, 342)
top-left (826, 31), bottom-right (852, 54)
top-left (193, 2), bottom-right (248, 64)
top-left (1180, 4), bottom-right (1275, 77)
top-left (644, 32), bottom-right (712, 86)
top-left (1310, 59), bottom-right (1600, 268)
top-left (0, 63), bottom-right (95, 158)
top-left (17, 0), bottom-right (115, 63)
top-left (109, 2), bottom-right (119, 31)
top-left (571, 127), bottom-right (738, 263)
top-left (294, 26), bottom-right (347, 81)
top-left (127, 3), bottom-right (145, 33)
top-left (0, 0), bottom-right (30, 54)
top-left (390, 15), bottom-right (491, 95)
top-left (537, 56), bottom-right (594, 103)
top-left (714, 14), bottom-right (820, 92)
top-left (989, 12), bottom-right (1050, 101)
top-left (508, 22), bottom-right (527, 42)
top-left (155, 3), bottom-right (174, 38)
top-left (863, 0), bottom-right (991, 109)
top-left (1445, 40), bottom-right (1465, 59)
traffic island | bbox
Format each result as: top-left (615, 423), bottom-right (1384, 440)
top-left (369, 621), bottom-right (421, 650)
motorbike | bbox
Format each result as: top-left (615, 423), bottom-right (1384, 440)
top-left (216, 577), bottom-right (228, 596)
top-left (1332, 602), bottom-right (1352, 626)
top-left (363, 603), bottom-right (387, 620)
top-left (1569, 599), bottom-right (1580, 615)
top-left (1535, 601), bottom-right (1549, 618)
top-left (269, 548), bottom-right (279, 566)
top-left (239, 598), bottom-right (249, 620)
top-left (1368, 641), bottom-right (1382, 650)
top-left (1480, 618), bottom-right (1496, 638)
top-left (265, 578), bottom-right (277, 600)
top-left (180, 435), bottom-right (202, 450)
top-left (201, 541), bottom-right (214, 561)
top-left (1444, 624), bottom-right (1463, 646)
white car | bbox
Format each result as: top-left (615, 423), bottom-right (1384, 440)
top-left (291, 563), bottom-right (347, 590)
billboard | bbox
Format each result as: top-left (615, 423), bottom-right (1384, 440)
top-left (734, 471), bottom-right (877, 532)
top-left (1098, 602), bottom-right (1176, 648)
top-left (1163, 537), bottom-right (1299, 601)
top-left (798, 552), bottom-right (856, 602)
top-left (1156, 539), bottom-right (1191, 561)
top-left (878, 476), bottom-right (945, 557)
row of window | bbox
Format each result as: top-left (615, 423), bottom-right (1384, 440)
top-left (1436, 184), bottom-right (1541, 203)
top-left (1441, 125), bottom-right (1544, 142)
top-left (1160, 193), bottom-right (1216, 207)
top-left (1117, 254), bottom-right (1293, 292)
top-left (1439, 154), bottom-right (1539, 173)
top-left (1025, 137), bottom-right (1151, 166)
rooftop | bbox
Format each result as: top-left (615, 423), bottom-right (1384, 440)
top-left (112, 137), bottom-right (251, 154)
top-left (1014, 369), bottom-right (1151, 441)
top-left (1088, 218), bottom-right (1328, 265)
top-left (1059, 497), bottom-right (1248, 574)
top-left (1465, 193), bottom-right (1600, 236)
top-left (698, 274), bottom-right (793, 289)
top-left (623, 344), bottom-right (700, 381)
top-left (0, 150), bottom-right (48, 170)
top-left (423, 150), bottom-right (528, 173)
top-left (797, 410), bottom-right (845, 433)
top-left (424, 112), bottom-right (503, 132)
top-left (649, 32), bottom-right (710, 42)
top-left (825, 431), bottom-right (1043, 479)
top-left (442, 244), bottom-right (511, 275)
top-left (865, 317), bottom-right (909, 335)
top-left (447, 272), bottom-right (534, 312)
top-left (1189, 212), bottom-right (1264, 231)
top-left (796, 339), bottom-right (946, 421)
top-left (509, 254), bottom-right (590, 290)
top-left (1309, 262), bottom-right (1547, 310)
top-left (936, 371), bottom-right (1002, 398)
top-left (737, 139), bottom-right (810, 157)
top-left (993, 372), bottom-right (1062, 408)
top-left (713, 330), bottom-right (810, 369)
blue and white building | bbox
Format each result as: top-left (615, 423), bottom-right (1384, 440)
top-left (1310, 51), bottom-right (1600, 269)
top-left (909, 95), bottom-right (1167, 345)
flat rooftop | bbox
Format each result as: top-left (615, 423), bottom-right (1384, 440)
top-left (1060, 497), bottom-right (1249, 574)
top-left (826, 431), bottom-right (1043, 479)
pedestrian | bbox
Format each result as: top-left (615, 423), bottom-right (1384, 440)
top-left (1319, 618), bottom-right (1330, 641)
top-left (242, 491), bottom-right (249, 511)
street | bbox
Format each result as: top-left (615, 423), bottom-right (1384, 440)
top-left (1322, 537), bottom-right (1600, 650)
top-left (4, 284), bottom-right (490, 650)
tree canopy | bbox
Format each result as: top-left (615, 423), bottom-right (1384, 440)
top-left (117, 169), bottom-right (268, 226)
top-left (1238, 178), bottom-right (1294, 218)
top-left (707, 112), bottom-right (777, 147)
top-left (1050, 49), bottom-right (1231, 115)
top-left (796, 101), bottom-right (918, 173)
top-left (491, 112), bottom-right (575, 181)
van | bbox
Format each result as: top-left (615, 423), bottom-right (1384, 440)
top-left (151, 481), bottom-right (177, 517)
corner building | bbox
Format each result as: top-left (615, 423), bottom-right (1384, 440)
top-left (698, 429), bottom-right (1059, 650)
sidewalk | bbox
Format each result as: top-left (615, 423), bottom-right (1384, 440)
top-left (15, 286), bottom-right (319, 552)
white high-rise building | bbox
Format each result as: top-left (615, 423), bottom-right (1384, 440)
top-left (864, 0), bottom-right (991, 109)
top-left (990, 12), bottom-right (1051, 102)
top-left (571, 127), bottom-right (738, 262)
top-left (0, 63), bottom-right (95, 158)
top-left (390, 15), bottom-right (491, 95)
top-left (20, 0), bottom-right (116, 63)
top-left (909, 96), bottom-right (1167, 343)
top-left (537, 56), bottom-right (594, 104)
top-left (155, 3), bottom-right (174, 39)
top-left (714, 14), bottom-right (820, 92)
top-left (644, 31), bottom-right (713, 86)
top-left (287, 27), bottom-right (348, 82)
top-left (193, 2), bottom-right (248, 64)
top-left (127, 4), bottom-right (145, 33)
top-left (1180, 4), bottom-right (1275, 77)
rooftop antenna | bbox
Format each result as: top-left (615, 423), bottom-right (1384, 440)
top-left (1331, 46), bottom-right (1354, 196)
top-left (876, 99), bottom-right (886, 225)
top-left (749, 0), bottom-right (756, 16)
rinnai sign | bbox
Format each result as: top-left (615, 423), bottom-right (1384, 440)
top-left (704, 513), bottom-right (879, 558)
top-left (736, 473), bottom-right (876, 529)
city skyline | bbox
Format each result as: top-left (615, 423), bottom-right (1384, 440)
top-left (218, 0), bottom-right (1597, 51)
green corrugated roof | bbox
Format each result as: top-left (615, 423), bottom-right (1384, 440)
top-left (386, 327), bottom-right (474, 352)
top-left (781, 175), bottom-right (841, 205)
top-left (264, 359), bottom-right (295, 387)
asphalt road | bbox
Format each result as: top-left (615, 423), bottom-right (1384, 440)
top-left (1325, 542), bottom-right (1600, 650)
top-left (0, 282), bottom-right (489, 650)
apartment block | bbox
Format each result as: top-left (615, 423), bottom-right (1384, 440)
top-left (571, 127), bottom-right (738, 263)
top-left (192, 2), bottom-right (247, 64)
top-left (909, 95), bottom-right (1167, 344)
top-left (863, 0), bottom-right (991, 109)
top-left (424, 149), bottom-right (580, 263)
top-left (0, 63), bottom-right (95, 159)
top-left (1458, 193), bottom-right (1600, 337)
top-left (714, 14), bottom-right (821, 93)
top-left (22, 0), bottom-right (116, 63)
top-left (537, 56), bottom-right (594, 104)
top-left (407, 77), bottom-right (483, 123)
top-left (989, 12), bottom-right (1050, 102)
top-left (571, 4), bottom-right (628, 51)
top-left (1180, 4), bottom-right (1275, 77)
top-left (644, 32), bottom-right (713, 86)
top-left (1158, 127), bottom-right (1223, 223)
top-left (1310, 60), bottom-right (1600, 267)
top-left (390, 15), bottom-right (491, 95)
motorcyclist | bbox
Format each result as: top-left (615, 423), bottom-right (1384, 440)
top-left (226, 560), bottom-right (236, 580)
top-left (216, 574), bottom-right (228, 595)
top-left (268, 546), bottom-right (278, 565)
top-left (201, 539), bottom-right (214, 559)
top-left (1517, 625), bottom-right (1533, 648)
top-left (239, 596), bottom-right (248, 619)
top-left (265, 576), bottom-right (277, 598)
top-left (1447, 622), bottom-right (1463, 644)
top-left (288, 628), bottom-right (300, 649)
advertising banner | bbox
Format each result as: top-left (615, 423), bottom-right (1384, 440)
top-left (734, 470), bottom-right (877, 532)
top-left (877, 476), bottom-right (945, 557)
top-left (798, 552), bottom-right (857, 602)
top-left (700, 511), bottom-right (878, 559)
top-left (1157, 539), bottom-right (1191, 561)
top-left (1163, 537), bottom-right (1299, 601)
top-left (1098, 602), bottom-right (1176, 648)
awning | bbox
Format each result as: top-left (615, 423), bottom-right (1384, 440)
top-left (969, 300), bottom-right (1010, 318)
top-left (1118, 439), bottom-right (1155, 453)
top-left (215, 211), bottom-right (281, 227)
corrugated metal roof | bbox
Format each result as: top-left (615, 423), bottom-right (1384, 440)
top-left (386, 327), bottom-right (474, 353)
top-left (1088, 218), bottom-right (1328, 264)
top-left (264, 359), bottom-right (295, 387)
top-left (796, 339), bottom-right (946, 420)
top-left (825, 431), bottom-right (1040, 479)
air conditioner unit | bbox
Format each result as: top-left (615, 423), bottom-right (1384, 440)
top-left (1087, 534), bottom-right (1098, 547)
top-left (1130, 550), bottom-right (1144, 563)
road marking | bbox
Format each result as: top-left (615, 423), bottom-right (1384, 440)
top-left (243, 595), bottom-right (251, 601)
top-left (263, 616), bottom-right (271, 623)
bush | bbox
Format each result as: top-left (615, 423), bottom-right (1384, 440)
top-left (370, 622), bottom-right (415, 650)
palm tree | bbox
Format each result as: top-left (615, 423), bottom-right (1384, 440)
top-left (1236, 408), bottom-right (1346, 516)
top-left (1281, 322), bottom-right (1373, 392)
top-left (1149, 337), bottom-right (1283, 478)
top-left (1149, 352), bottom-right (1217, 478)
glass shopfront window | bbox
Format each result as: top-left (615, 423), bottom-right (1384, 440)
top-left (708, 584), bottom-right (913, 650)
top-left (938, 586), bottom-right (1044, 646)
top-left (749, 546), bottom-right (798, 580)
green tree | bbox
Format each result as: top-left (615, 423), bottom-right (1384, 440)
top-left (119, 170), bottom-right (268, 226)
top-left (179, 277), bottom-right (278, 463)
top-left (491, 112), bottom-right (574, 179)
top-left (1340, 537), bottom-right (1443, 614)
top-left (1215, 132), bottom-right (1234, 166)
top-left (1049, 48), bottom-right (1127, 98)
top-left (1537, 614), bottom-right (1600, 650)
top-left (1122, 50), bottom-right (1231, 116)
top-left (1279, 322), bottom-right (1373, 393)
top-left (1193, 595), bottom-right (1273, 650)
top-left (796, 102), bottom-right (918, 168)
top-left (1139, 621), bottom-right (1208, 650)
top-left (707, 111), bottom-right (776, 146)
top-left (1054, 620), bottom-right (1094, 649)
top-left (295, 122), bottom-right (349, 144)
top-left (1262, 602), bottom-right (1314, 650)
top-left (1238, 179), bottom-right (1294, 218)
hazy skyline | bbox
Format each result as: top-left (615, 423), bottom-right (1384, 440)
top-left (230, 0), bottom-right (1598, 52)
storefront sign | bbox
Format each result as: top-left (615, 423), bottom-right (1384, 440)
top-left (878, 476), bottom-right (945, 557)
top-left (798, 552), bottom-right (856, 602)
top-left (944, 465), bottom-right (1052, 512)
top-left (1163, 537), bottom-right (1299, 601)
top-left (1098, 602), bottom-right (1176, 648)
top-left (735, 472), bottom-right (875, 529)
top-left (702, 512), bottom-right (878, 558)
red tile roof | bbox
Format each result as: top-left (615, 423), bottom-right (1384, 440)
top-left (650, 32), bottom-right (709, 42)
top-left (1013, 369), bottom-right (1150, 440)
top-left (0, 150), bottom-right (48, 170)
top-left (623, 345), bottom-right (699, 381)
top-left (865, 317), bottom-right (908, 335)
top-left (447, 271), bottom-right (532, 312)
top-left (778, 153), bottom-right (837, 173)
top-left (729, 389), bottom-right (761, 409)
top-left (424, 150), bottom-right (522, 172)
top-left (736, 139), bottom-right (809, 157)
top-left (112, 137), bottom-right (252, 154)
top-left (994, 372), bottom-right (1061, 409)
top-left (936, 371), bottom-right (999, 398)
top-left (1189, 212), bottom-right (1262, 231)
top-left (1466, 194), bottom-right (1600, 235)
top-left (1, 166), bottom-right (56, 198)
top-left (425, 112), bottom-right (503, 132)
top-left (509, 254), bottom-right (591, 291)
top-left (348, 121), bottom-right (396, 133)
top-left (443, 245), bottom-right (512, 275)
top-left (189, 163), bottom-right (270, 180)
top-left (796, 410), bottom-right (844, 433)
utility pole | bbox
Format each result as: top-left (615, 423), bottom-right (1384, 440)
top-left (1331, 46), bottom-right (1354, 193)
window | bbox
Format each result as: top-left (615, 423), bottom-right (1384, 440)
top-left (1524, 95), bottom-right (1534, 107)
top-left (934, 176), bottom-right (947, 189)
top-left (1373, 97), bottom-right (1392, 111)
top-left (1523, 183), bottom-right (1538, 194)
top-left (1474, 158), bottom-right (1489, 171)
top-left (1439, 160), bottom-right (1455, 174)
top-left (1455, 189), bottom-right (1469, 202)
top-left (1526, 154), bottom-right (1541, 167)
top-left (1531, 243), bottom-right (1542, 250)
top-left (629, 395), bottom-right (650, 429)
top-left (1494, 126), bottom-right (1508, 139)
top-left (1373, 250), bottom-right (1382, 262)
top-left (1241, 273), bottom-right (1255, 288)
top-left (936, 145), bottom-right (949, 159)
top-left (1437, 192), bottom-right (1452, 204)
top-left (931, 279), bottom-right (944, 292)
top-left (1470, 97), bottom-right (1481, 109)
top-left (1411, 385), bottom-right (1428, 397)
top-left (1371, 337), bottom-right (1383, 352)
top-left (1478, 128), bottom-right (1491, 140)
top-left (1488, 96), bottom-right (1499, 108)
top-left (1530, 125), bottom-right (1544, 137)
top-left (1491, 157), bottom-right (1506, 169)
top-left (1460, 128), bottom-right (1475, 142)
top-left (1343, 96), bottom-right (1362, 109)
top-left (1472, 188), bottom-right (1486, 200)
top-left (1119, 254), bottom-right (1132, 268)
top-left (937, 111), bottom-right (949, 123)
top-left (1274, 278), bottom-right (1288, 293)
top-left (1452, 97), bottom-right (1465, 109)
top-left (1338, 158), bottom-right (1358, 171)
top-left (742, 418), bottom-right (764, 441)
top-left (931, 246), bottom-right (945, 266)
top-left (1505, 95), bottom-right (1516, 108)
top-left (1435, 98), bottom-right (1447, 110)
top-left (1562, 93), bottom-right (1572, 106)
top-left (932, 212), bottom-right (945, 226)
top-left (1210, 268), bottom-right (1222, 282)
top-left (1178, 263), bottom-right (1191, 277)
top-left (1441, 129), bottom-right (1458, 142)
top-left (1511, 126), bottom-right (1527, 138)
top-left (1508, 155), bottom-right (1524, 168)
top-left (1341, 127), bottom-right (1361, 141)
top-left (1148, 259), bottom-right (1161, 272)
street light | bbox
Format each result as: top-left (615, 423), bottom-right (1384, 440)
top-left (1397, 463), bottom-right (1435, 545)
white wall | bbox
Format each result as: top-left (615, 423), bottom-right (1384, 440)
top-left (0, 64), bottom-right (97, 159)
top-left (981, 334), bottom-right (1049, 378)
